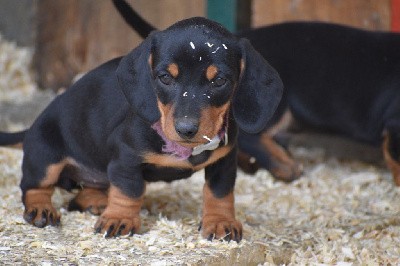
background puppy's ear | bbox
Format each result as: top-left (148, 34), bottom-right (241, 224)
top-left (116, 33), bottom-right (160, 123)
top-left (233, 38), bottom-right (283, 134)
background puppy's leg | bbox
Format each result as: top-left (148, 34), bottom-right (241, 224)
top-left (238, 109), bottom-right (302, 181)
top-left (238, 132), bottom-right (302, 182)
top-left (201, 148), bottom-right (242, 242)
top-left (237, 150), bottom-right (260, 174)
top-left (383, 130), bottom-right (400, 186)
top-left (259, 133), bottom-right (303, 181)
top-left (20, 123), bottom-right (71, 227)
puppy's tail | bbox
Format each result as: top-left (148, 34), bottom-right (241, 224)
top-left (112, 0), bottom-right (156, 38)
top-left (0, 130), bottom-right (26, 148)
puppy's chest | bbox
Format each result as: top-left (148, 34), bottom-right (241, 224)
top-left (142, 164), bottom-right (194, 182)
top-left (143, 144), bottom-right (232, 174)
top-left (141, 151), bottom-right (211, 182)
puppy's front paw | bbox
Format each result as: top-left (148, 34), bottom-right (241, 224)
top-left (94, 210), bottom-right (141, 238)
top-left (23, 204), bottom-right (61, 228)
top-left (199, 216), bottom-right (243, 243)
top-left (95, 186), bottom-right (144, 237)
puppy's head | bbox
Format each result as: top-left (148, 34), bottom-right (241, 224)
top-left (117, 17), bottom-right (283, 146)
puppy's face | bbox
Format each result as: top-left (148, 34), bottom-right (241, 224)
top-left (150, 28), bottom-right (242, 147)
top-left (118, 18), bottom-right (283, 140)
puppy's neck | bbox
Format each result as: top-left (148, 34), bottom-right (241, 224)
top-left (151, 121), bottom-right (227, 160)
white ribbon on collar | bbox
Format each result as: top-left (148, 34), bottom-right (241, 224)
top-left (191, 131), bottom-right (228, 156)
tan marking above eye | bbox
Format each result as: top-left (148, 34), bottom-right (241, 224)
top-left (167, 63), bottom-right (179, 78)
top-left (206, 65), bottom-right (218, 81)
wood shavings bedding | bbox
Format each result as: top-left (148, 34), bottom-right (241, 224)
top-left (0, 146), bottom-right (399, 265)
top-left (0, 35), bottom-right (55, 132)
top-left (0, 34), bottom-right (36, 103)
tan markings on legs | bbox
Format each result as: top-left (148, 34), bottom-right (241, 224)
top-left (201, 183), bottom-right (242, 242)
top-left (40, 158), bottom-right (74, 187)
top-left (383, 133), bottom-right (400, 186)
top-left (205, 65), bottom-right (218, 81)
top-left (23, 158), bottom-right (75, 227)
top-left (94, 185), bottom-right (144, 237)
top-left (68, 188), bottom-right (108, 215)
top-left (260, 134), bottom-right (302, 181)
top-left (24, 187), bottom-right (54, 208)
top-left (23, 187), bottom-right (60, 227)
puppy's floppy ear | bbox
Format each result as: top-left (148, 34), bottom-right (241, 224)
top-left (116, 33), bottom-right (160, 123)
top-left (233, 38), bottom-right (283, 134)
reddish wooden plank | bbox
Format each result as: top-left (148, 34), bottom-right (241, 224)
top-left (252, 0), bottom-right (391, 30)
top-left (392, 0), bottom-right (400, 31)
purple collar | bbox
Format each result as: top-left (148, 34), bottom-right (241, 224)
top-left (151, 121), bottom-right (228, 160)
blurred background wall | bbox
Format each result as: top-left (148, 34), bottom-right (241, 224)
top-left (0, 0), bottom-right (398, 90)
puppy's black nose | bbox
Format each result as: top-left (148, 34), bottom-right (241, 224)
top-left (175, 118), bottom-right (198, 139)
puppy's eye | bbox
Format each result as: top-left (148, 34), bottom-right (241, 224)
top-left (159, 74), bottom-right (174, 85)
top-left (211, 77), bottom-right (227, 87)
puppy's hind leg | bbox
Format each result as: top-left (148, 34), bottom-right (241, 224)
top-left (20, 129), bottom-right (68, 227)
top-left (68, 187), bottom-right (108, 215)
top-left (238, 130), bottom-right (302, 182)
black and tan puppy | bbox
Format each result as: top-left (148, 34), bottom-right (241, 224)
top-left (112, 0), bottom-right (301, 181)
top-left (112, 0), bottom-right (400, 185)
top-left (0, 17), bottom-right (282, 241)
